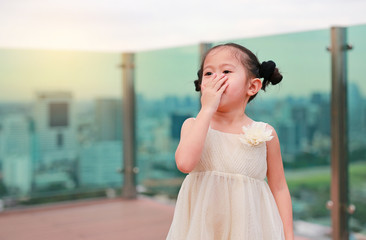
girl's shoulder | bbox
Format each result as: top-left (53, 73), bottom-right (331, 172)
top-left (252, 120), bottom-right (271, 128)
top-left (261, 121), bottom-right (274, 133)
top-left (188, 117), bottom-right (196, 122)
top-left (245, 121), bottom-right (276, 142)
top-left (183, 117), bottom-right (196, 127)
top-left (257, 121), bottom-right (277, 143)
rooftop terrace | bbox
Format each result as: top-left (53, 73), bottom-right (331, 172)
top-left (0, 195), bottom-right (324, 240)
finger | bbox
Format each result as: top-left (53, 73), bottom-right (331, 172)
top-left (215, 74), bottom-right (227, 84)
top-left (213, 73), bottom-right (224, 82)
top-left (207, 73), bottom-right (222, 89)
top-left (201, 75), bottom-right (207, 86)
top-left (205, 73), bottom-right (217, 87)
top-left (218, 81), bottom-right (229, 93)
top-left (201, 76), bottom-right (210, 90)
top-left (214, 75), bottom-right (228, 90)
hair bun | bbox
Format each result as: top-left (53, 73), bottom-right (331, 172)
top-left (194, 69), bottom-right (203, 91)
top-left (194, 79), bottom-right (201, 91)
top-left (259, 61), bottom-right (276, 80)
top-left (259, 60), bottom-right (283, 91)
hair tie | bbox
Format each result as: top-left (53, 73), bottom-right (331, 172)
top-left (259, 61), bottom-right (276, 81)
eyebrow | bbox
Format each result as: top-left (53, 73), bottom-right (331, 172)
top-left (203, 63), bottom-right (236, 71)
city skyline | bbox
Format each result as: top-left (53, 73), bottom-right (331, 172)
top-left (0, 86), bottom-right (365, 230)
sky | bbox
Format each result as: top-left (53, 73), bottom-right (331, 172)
top-left (0, 0), bottom-right (365, 52)
top-left (0, 1), bottom-right (365, 102)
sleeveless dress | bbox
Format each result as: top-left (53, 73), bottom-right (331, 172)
top-left (166, 120), bottom-right (285, 240)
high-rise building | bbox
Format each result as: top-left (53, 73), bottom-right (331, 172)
top-left (1, 114), bottom-right (32, 195)
top-left (79, 141), bottom-right (122, 187)
top-left (94, 98), bottom-right (122, 141)
top-left (171, 113), bottom-right (191, 140)
top-left (33, 91), bottom-right (78, 167)
top-left (78, 98), bottom-right (123, 187)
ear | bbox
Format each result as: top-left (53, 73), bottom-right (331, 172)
top-left (247, 78), bottom-right (262, 96)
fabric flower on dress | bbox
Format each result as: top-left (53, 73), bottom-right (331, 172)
top-left (239, 122), bottom-right (274, 146)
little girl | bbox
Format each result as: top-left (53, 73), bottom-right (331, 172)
top-left (166, 43), bottom-right (294, 240)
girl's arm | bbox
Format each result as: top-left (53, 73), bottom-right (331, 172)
top-left (266, 124), bottom-right (294, 240)
top-left (175, 73), bottom-right (229, 173)
top-left (175, 108), bottom-right (214, 173)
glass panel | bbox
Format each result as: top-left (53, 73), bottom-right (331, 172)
top-left (214, 29), bottom-right (332, 238)
top-left (135, 45), bottom-right (200, 198)
top-left (348, 24), bottom-right (366, 238)
top-left (1, 25), bottom-right (363, 238)
top-left (0, 49), bottom-right (123, 207)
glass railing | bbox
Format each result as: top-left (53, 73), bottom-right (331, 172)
top-left (214, 29), bottom-right (333, 238)
top-left (0, 24), bottom-right (365, 238)
top-left (135, 45), bottom-right (200, 197)
top-left (0, 49), bottom-right (124, 206)
top-left (348, 24), bottom-right (366, 237)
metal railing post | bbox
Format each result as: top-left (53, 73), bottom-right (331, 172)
top-left (327, 26), bottom-right (354, 240)
top-left (121, 53), bottom-right (137, 199)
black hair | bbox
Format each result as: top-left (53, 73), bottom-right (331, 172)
top-left (194, 43), bottom-right (283, 104)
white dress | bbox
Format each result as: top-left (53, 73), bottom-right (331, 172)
top-left (166, 120), bottom-right (285, 240)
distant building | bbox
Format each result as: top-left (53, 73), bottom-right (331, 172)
top-left (278, 121), bottom-right (297, 156)
top-left (34, 171), bottom-right (75, 190)
top-left (0, 114), bottom-right (32, 195)
top-left (33, 91), bottom-right (78, 167)
top-left (75, 98), bottom-right (123, 187)
top-left (291, 105), bottom-right (309, 151)
top-left (94, 98), bottom-right (122, 141)
top-left (31, 91), bottom-right (78, 191)
top-left (79, 141), bottom-right (122, 187)
top-left (171, 113), bottom-right (191, 140)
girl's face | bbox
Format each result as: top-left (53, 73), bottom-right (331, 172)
top-left (202, 46), bottom-right (250, 108)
